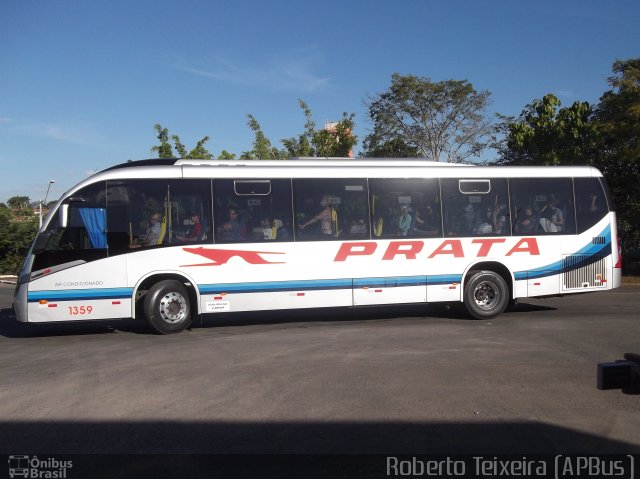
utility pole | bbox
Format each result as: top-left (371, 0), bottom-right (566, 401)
top-left (39, 179), bottom-right (55, 228)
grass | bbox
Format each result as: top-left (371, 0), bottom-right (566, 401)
top-left (621, 275), bottom-right (640, 284)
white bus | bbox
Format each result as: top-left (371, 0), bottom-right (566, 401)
top-left (13, 158), bottom-right (621, 334)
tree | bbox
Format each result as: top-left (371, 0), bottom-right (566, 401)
top-left (282, 100), bottom-right (357, 158)
top-left (593, 58), bottom-right (640, 261)
top-left (240, 114), bottom-right (287, 160)
top-left (497, 94), bottom-right (598, 166)
top-left (313, 112), bottom-right (357, 157)
top-left (151, 124), bottom-right (213, 159)
top-left (217, 150), bottom-right (236, 160)
top-left (363, 73), bottom-right (493, 162)
top-left (172, 134), bottom-right (213, 160)
top-left (0, 206), bottom-right (37, 274)
top-left (360, 136), bottom-right (419, 158)
top-left (281, 99), bottom-right (316, 157)
top-left (151, 124), bottom-right (174, 158)
top-left (7, 196), bottom-right (31, 210)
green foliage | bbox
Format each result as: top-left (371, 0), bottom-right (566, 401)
top-left (217, 150), bottom-right (236, 160)
top-left (7, 195), bottom-right (31, 210)
top-left (282, 100), bottom-right (357, 157)
top-left (361, 136), bottom-right (419, 158)
top-left (281, 99), bottom-right (316, 157)
top-left (497, 94), bottom-right (597, 166)
top-left (363, 73), bottom-right (493, 162)
top-left (151, 124), bottom-right (213, 159)
top-left (240, 114), bottom-right (288, 160)
top-left (172, 134), bottom-right (213, 159)
top-left (150, 101), bottom-right (356, 162)
top-left (150, 124), bottom-right (174, 158)
top-left (0, 207), bottom-right (38, 274)
top-left (593, 58), bottom-right (640, 260)
top-left (497, 58), bottom-right (640, 272)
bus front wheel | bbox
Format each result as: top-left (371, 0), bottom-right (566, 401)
top-left (463, 270), bottom-right (509, 320)
top-left (143, 280), bottom-right (192, 334)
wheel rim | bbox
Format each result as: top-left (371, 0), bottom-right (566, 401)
top-left (158, 291), bottom-right (188, 323)
top-left (473, 280), bottom-right (500, 310)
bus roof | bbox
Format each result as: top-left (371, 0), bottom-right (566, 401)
top-left (98, 157), bottom-right (602, 179)
top-left (103, 157), bottom-right (471, 172)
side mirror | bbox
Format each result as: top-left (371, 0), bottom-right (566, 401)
top-left (59, 204), bottom-right (69, 228)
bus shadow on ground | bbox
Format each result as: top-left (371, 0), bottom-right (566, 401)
top-left (0, 301), bottom-right (558, 338)
top-left (0, 419), bottom-right (637, 456)
top-left (0, 307), bottom-right (149, 338)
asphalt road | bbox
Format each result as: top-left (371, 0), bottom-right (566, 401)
top-left (0, 283), bottom-right (639, 455)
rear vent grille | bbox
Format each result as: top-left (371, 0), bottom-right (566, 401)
top-left (592, 236), bottom-right (606, 245)
top-left (563, 255), bottom-right (607, 290)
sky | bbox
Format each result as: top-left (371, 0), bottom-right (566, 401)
top-left (1, 0), bottom-right (639, 204)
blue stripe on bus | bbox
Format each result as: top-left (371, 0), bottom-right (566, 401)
top-left (427, 274), bottom-right (464, 285)
top-left (353, 276), bottom-right (425, 288)
top-left (513, 225), bottom-right (611, 281)
top-left (199, 278), bottom-right (353, 295)
top-left (200, 274), bottom-right (463, 295)
top-left (28, 287), bottom-right (133, 303)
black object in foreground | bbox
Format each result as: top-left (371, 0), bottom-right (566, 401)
top-left (597, 353), bottom-right (640, 394)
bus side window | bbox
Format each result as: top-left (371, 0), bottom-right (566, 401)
top-left (441, 178), bottom-right (509, 238)
top-left (509, 178), bottom-right (575, 235)
top-left (574, 177), bottom-right (608, 234)
top-left (107, 179), bottom-right (212, 254)
top-left (32, 182), bottom-right (108, 272)
top-left (369, 178), bottom-right (441, 239)
top-left (214, 179), bottom-right (293, 243)
top-left (293, 178), bottom-right (369, 241)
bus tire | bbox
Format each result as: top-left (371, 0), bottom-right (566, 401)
top-left (143, 280), bottom-right (192, 334)
top-left (463, 270), bottom-right (509, 320)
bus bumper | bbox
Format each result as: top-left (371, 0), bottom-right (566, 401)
top-left (12, 281), bottom-right (28, 323)
top-left (612, 267), bottom-right (622, 289)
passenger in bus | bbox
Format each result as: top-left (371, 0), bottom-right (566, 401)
top-left (259, 217), bottom-right (290, 241)
top-left (273, 218), bottom-right (290, 241)
top-left (130, 212), bottom-right (162, 248)
top-left (298, 195), bottom-right (333, 235)
top-left (349, 219), bottom-right (367, 235)
top-left (582, 192), bottom-right (605, 228)
top-left (476, 207), bottom-right (495, 235)
top-left (491, 203), bottom-right (508, 235)
top-left (411, 206), bottom-right (438, 236)
top-left (218, 208), bottom-right (241, 241)
top-left (515, 207), bottom-right (536, 234)
top-left (397, 205), bottom-right (412, 236)
top-left (144, 212), bottom-right (162, 244)
top-left (539, 195), bottom-right (563, 233)
top-left (464, 203), bottom-right (476, 234)
top-left (589, 192), bottom-right (603, 214)
top-left (178, 211), bottom-right (203, 242)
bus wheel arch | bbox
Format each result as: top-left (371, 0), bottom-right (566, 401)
top-left (462, 262), bottom-right (512, 320)
top-left (134, 273), bottom-right (199, 334)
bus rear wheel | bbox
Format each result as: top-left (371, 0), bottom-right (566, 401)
top-left (143, 280), bottom-right (192, 334)
top-left (463, 270), bottom-right (509, 320)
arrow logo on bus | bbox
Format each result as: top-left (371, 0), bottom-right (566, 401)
top-left (181, 247), bottom-right (285, 266)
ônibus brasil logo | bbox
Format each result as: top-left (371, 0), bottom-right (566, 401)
top-left (8, 455), bottom-right (72, 478)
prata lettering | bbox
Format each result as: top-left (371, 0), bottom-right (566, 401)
top-left (335, 238), bottom-right (540, 262)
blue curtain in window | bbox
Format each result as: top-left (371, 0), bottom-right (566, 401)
top-left (78, 208), bottom-right (107, 249)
